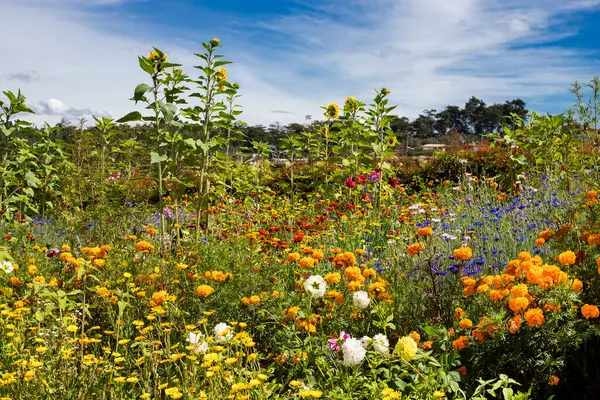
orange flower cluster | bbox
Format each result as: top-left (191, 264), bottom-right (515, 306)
top-left (204, 270), bottom-right (232, 282)
top-left (452, 335), bottom-right (469, 351)
top-left (587, 233), bottom-right (600, 246)
top-left (241, 295), bottom-right (261, 306)
top-left (581, 304), bottom-right (599, 319)
top-left (407, 242), bottom-right (424, 256)
top-left (524, 308), bottom-right (544, 327)
top-left (453, 247), bottom-right (472, 261)
top-left (332, 252), bottom-right (357, 268)
top-left (195, 285), bottom-right (215, 298)
top-left (416, 227), bottom-right (433, 237)
top-left (558, 251), bottom-right (576, 266)
top-left (135, 241), bottom-right (155, 252)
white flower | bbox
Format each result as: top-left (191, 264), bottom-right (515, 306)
top-left (188, 332), bottom-right (209, 353)
top-left (214, 323), bottom-right (233, 342)
top-left (0, 260), bottom-right (14, 274)
top-left (352, 291), bottom-right (371, 309)
top-left (342, 337), bottom-right (366, 366)
top-left (304, 275), bottom-right (327, 299)
top-left (361, 336), bottom-right (371, 346)
top-left (372, 334), bottom-right (389, 354)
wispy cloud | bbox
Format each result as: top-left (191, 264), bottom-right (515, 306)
top-left (1, 0), bottom-right (599, 126)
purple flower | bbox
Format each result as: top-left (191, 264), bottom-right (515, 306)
top-left (164, 207), bottom-right (173, 218)
top-left (328, 331), bottom-right (350, 352)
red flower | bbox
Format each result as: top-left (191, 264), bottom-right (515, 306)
top-left (345, 177), bottom-right (356, 189)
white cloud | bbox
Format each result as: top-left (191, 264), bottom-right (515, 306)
top-left (1, 0), bottom-right (599, 127)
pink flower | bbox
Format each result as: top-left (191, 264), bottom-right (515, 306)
top-left (368, 171), bottom-right (380, 181)
top-left (345, 177), bottom-right (356, 189)
top-left (328, 331), bottom-right (350, 352)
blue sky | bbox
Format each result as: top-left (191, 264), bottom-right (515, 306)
top-left (1, 0), bottom-right (600, 126)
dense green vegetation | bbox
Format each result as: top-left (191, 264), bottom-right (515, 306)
top-left (1, 39), bottom-right (600, 400)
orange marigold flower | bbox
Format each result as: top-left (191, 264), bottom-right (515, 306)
top-left (299, 257), bottom-right (316, 269)
top-left (518, 251), bottom-right (531, 261)
top-left (453, 247), bottom-right (472, 261)
top-left (524, 308), bottom-right (544, 327)
top-left (408, 331), bottom-right (420, 344)
top-left (510, 284), bottom-right (528, 298)
top-left (462, 277), bottom-right (476, 288)
top-left (581, 304), bottom-right (600, 319)
top-left (452, 336), bottom-right (469, 351)
top-left (571, 279), bottom-right (583, 293)
top-left (463, 286), bottom-right (475, 296)
top-left (287, 252), bottom-right (301, 262)
top-left (459, 318), bottom-right (473, 329)
top-left (489, 289), bottom-right (507, 301)
top-left (347, 281), bottom-right (363, 291)
top-left (241, 295), bottom-right (260, 305)
top-left (311, 249), bottom-right (324, 261)
top-left (509, 296), bottom-right (530, 314)
top-left (558, 251), bottom-right (576, 266)
top-left (548, 375), bottom-right (559, 386)
top-left (454, 307), bottom-right (465, 320)
top-left (136, 241), bottom-right (155, 252)
top-left (195, 285), bottom-right (214, 298)
top-left (535, 238), bottom-right (545, 246)
top-left (324, 272), bottom-right (341, 284)
top-left (476, 284), bottom-right (489, 294)
top-left (507, 315), bottom-right (522, 334)
top-left (422, 341), bottom-right (432, 350)
top-left (587, 234), bottom-right (600, 246)
top-left (539, 229), bottom-right (553, 241)
top-left (407, 242), bottom-right (425, 256)
top-left (417, 227), bottom-right (433, 237)
top-left (363, 268), bottom-right (377, 279)
top-left (345, 266), bottom-right (365, 282)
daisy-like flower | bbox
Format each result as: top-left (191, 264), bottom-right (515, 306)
top-left (188, 332), bottom-right (209, 353)
top-left (328, 331), bottom-right (349, 352)
top-left (342, 337), bottom-right (366, 366)
top-left (352, 291), bottom-right (371, 309)
top-left (214, 323), bottom-right (233, 342)
top-left (304, 275), bottom-right (327, 298)
top-left (0, 260), bottom-right (14, 274)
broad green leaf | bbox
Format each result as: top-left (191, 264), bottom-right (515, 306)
top-left (116, 111), bottom-right (143, 123)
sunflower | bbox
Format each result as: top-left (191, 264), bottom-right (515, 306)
top-left (324, 103), bottom-right (340, 120)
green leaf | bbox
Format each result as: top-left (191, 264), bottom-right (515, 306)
top-left (138, 56), bottom-right (155, 75)
top-left (25, 171), bottom-right (42, 188)
top-left (150, 152), bottom-right (168, 164)
top-left (116, 111), bottom-right (143, 123)
top-left (133, 84), bottom-right (152, 103)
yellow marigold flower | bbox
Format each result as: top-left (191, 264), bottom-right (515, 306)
top-left (287, 252), bottom-right (301, 262)
top-left (241, 295), bottom-right (260, 305)
top-left (195, 285), bottom-right (215, 298)
top-left (61, 244), bottom-right (71, 251)
top-left (324, 272), bottom-right (341, 284)
top-left (394, 336), bottom-right (418, 361)
top-left (453, 247), bottom-right (472, 261)
top-left (92, 259), bottom-right (105, 268)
